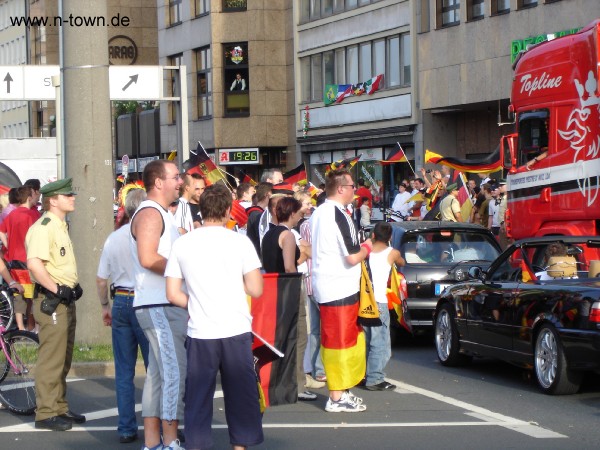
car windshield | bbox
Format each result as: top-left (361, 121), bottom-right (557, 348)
top-left (401, 230), bottom-right (500, 265)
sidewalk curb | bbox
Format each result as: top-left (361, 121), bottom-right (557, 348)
top-left (68, 361), bottom-right (146, 378)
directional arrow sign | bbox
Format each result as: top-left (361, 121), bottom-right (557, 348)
top-left (0, 66), bottom-right (24, 99)
top-left (109, 66), bottom-right (162, 100)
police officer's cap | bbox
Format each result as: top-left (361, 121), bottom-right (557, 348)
top-left (446, 183), bottom-right (458, 192)
top-left (40, 178), bottom-right (77, 197)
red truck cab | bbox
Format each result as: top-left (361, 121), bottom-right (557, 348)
top-left (502, 20), bottom-right (600, 243)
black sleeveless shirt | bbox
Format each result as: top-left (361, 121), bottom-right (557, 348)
top-left (261, 225), bottom-right (300, 273)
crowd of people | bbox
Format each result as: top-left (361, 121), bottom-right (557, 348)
top-left (2, 160), bottom-right (512, 449)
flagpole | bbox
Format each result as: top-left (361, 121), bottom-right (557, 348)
top-left (397, 142), bottom-right (417, 177)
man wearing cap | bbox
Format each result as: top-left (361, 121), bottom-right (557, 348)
top-left (497, 179), bottom-right (509, 248)
top-left (439, 183), bottom-right (462, 222)
top-left (488, 184), bottom-right (501, 236)
top-left (26, 178), bottom-right (84, 431)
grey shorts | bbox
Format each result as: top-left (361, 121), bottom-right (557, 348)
top-left (135, 305), bottom-right (188, 421)
top-left (13, 294), bottom-right (31, 315)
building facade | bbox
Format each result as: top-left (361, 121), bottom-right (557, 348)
top-left (0, 0), bottom-right (28, 138)
top-left (417, 0), bottom-right (598, 163)
top-left (294, 0), bottom-right (418, 191)
top-left (157, 0), bottom-right (296, 181)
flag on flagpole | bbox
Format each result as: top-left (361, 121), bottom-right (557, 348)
top-left (386, 265), bottom-right (412, 334)
top-left (240, 170), bottom-right (257, 186)
top-left (283, 163), bottom-right (308, 186)
top-left (326, 155), bottom-right (362, 174)
top-left (380, 144), bottom-right (408, 165)
top-left (425, 148), bottom-right (502, 173)
top-left (187, 142), bottom-right (227, 185)
top-left (453, 171), bottom-right (474, 221)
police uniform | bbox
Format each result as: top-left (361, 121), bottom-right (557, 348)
top-left (25, 178), bottom-right (84, 430)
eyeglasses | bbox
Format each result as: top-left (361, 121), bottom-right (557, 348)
top-left (341, 184), bottom-right (356, 189)
top-left (165, 174), bottom-right (181, 181)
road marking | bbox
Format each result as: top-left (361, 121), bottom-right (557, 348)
top-left (0, 378), bottom-right (83, 392)
top-left (387, 378), bottom-right (567, 439)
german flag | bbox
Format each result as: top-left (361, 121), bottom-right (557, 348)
top-left (320, 295), bottom-right (366, 390)
top-left (326, 155), bottom-right (362, 174)
top-left (251, 273), bottom-right (302, 407)
top-left (187, 142), bottom-right (227, 185)
top-left (425, 148), bottom-right (502, 173)
top-left (283, 163), bottom-right (308, 186)
top-left (453, 171), bottom-right (474, 220)
top-left (230, 200), bottom-right (249, 228)
top-left (387, 265), bottom-right (412, 334)
top-left (380, 144), bottom-right (408, 165)
top-left (9, 265), bottom-right (34, 299)
top-left (240, 170), bottom-right (257, 186)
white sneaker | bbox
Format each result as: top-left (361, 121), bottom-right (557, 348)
top-left (164, 439), bottom-right (185, 450)
top-left (346, 390), bottom-right (364, 405)
top-left (325, 391), bottom-right (367, 412)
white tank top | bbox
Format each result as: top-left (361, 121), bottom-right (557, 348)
top-left (369, 247), bottom-right (393, 304)
top-left (130, 199), bottom-right (179, 308)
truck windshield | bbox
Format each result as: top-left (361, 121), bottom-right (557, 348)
top-left (517, 109), bottom-right (549, 166)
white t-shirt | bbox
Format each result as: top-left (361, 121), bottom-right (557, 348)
top-left (391, 191), bottom-right (412, 216)
top-left (369, 247), bottom-right (392, 304)
top-left (97, 224), bottom-right (135, 288)
top-left (173, 197), bottom-right (194, 233)
top-left (310, 199), bottom-right (361, 304)
top-left (165, 226), bottom-right (261, 339)
top-left (488, 199), bottom-right (500, 227)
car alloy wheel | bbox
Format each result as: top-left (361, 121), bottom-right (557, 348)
top-left (534, 324), bottom-right (582, 395)
top-left (435, 304), bottom-right (471, 366)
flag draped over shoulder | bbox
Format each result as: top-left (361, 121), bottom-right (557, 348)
top-left (187, 142), bottom-right (227, 185)
top-left (325, 155), bottom-right (362, 174)
top-left (324, 74), bottom-right (384, 105)
top-left (380, 144), bottom-right (408, 165)
top-left (283, 163), bottom-right (308, 186)
top-left (386, 265), bottom-right (412, 334)
top-left (251, 273), bottom-right (302, 407)
top-left (425, 148), bottom-right (502, 173)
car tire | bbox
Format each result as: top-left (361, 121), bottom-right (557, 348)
top-left (435, 304), bottom-right (471, 366)
top-left (534, 324), bottom-right (582, 395)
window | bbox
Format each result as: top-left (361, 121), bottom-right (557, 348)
top-left (300, 0), bottom-right (379, 22)
top-left (517, 109), bottom-right (549, 167)
top-left (322, 0), bottom-right (333, 16)
top-left (194, 0), bottom-right (209, 16)
top-left (168, 54), bottom-right (183, 123)
top-left (300, 33), bottom-right (410, 103)
top-left (439, 0), bottom-right (460, 27)
top-left (223, 0), bottom-right (247, 11)
top-left (468, 0), bottom-right (484, 20)
top-left (169, 0), bottom-right (182, 25)
top-left (492, 0), bottom-right (510, 14)
top-left (359, 43), bottom-right (372, 81)
top-left (195, 47), bottom-right (212, 118)
top-left (518, 0), bottom-right (537, 8)
top-left (224, 43), bottom-right (249, 116)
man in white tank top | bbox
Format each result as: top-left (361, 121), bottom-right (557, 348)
top-left (130, 160), bottom-right (186, 450)
top-left (364, 222), bottom-right (405, 391)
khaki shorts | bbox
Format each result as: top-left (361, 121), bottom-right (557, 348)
top-left (13, 294), bottom-right (31, 315)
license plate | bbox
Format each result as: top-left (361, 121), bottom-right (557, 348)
top-left (435, 283), bottom-right (451, 296)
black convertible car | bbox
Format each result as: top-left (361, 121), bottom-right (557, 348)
top-left (434, 236), bottom-right (600, 395)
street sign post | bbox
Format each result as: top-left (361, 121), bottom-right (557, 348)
top-left (108, 66), bottom-right (162, 100)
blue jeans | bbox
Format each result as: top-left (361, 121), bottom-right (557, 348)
top-left (307, 294), bottom-right (325, 378)
top-left (112, 294), bottom-right (149, 437)
top-left (364, 303), bottom-right (391, 386)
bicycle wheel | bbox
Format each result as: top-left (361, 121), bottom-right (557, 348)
top-left (0, 289), bottom-right (14, 332)
top-left (0, 330), bottom-right (39, 415)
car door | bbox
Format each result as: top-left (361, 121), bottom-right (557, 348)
top-left (466, 250), bottom-right (520, 350)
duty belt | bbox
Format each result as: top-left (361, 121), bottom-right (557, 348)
top-left (34, 283), bottom-right (74, 305)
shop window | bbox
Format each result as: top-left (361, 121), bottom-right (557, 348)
top-left (224, 43), bottom-right (249, 116)
top-left (195, 46), bottom-right (212, 118)
top-left (223, 0), bottom-right (247, 11)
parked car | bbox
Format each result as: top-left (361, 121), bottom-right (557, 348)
top-left (434, 236), bottom-right (600, 395)
top-left (388, 221), bottom-right (502, 340)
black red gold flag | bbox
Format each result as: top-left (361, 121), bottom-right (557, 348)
top-left (380, 144), bottom-right (408, 165)
top-left (187, 142), bottom-right (227, 185)
top-left (251, 273), bottom-right (302, 407)
top-left (425, 148), bottom-right (502, 173)
top-left (283, 163), bottom-right (308, 185)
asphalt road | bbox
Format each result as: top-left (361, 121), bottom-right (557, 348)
top-left (2, 334), bottom-right (600, 449)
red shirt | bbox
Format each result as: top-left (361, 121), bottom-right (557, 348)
top-left (0, 206), bottom-right (40, 262)
top-left (355, 186), bottom-right (373, 208)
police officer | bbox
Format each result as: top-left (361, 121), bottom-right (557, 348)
top-left (26, 178), bottom-right (84, 431)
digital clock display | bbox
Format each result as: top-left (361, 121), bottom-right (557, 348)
top-left (219, 148), bottom-right (259, 165)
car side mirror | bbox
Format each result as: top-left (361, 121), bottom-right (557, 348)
top-left (468, 266), bottom-right (485, 281)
